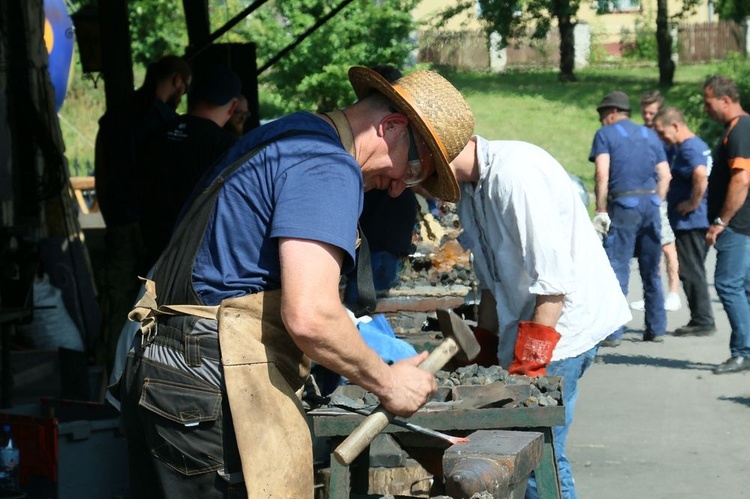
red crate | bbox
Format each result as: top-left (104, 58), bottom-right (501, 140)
top-left (0, 398), bottom-right (124, 489)
top-left (0, 408), bottom-right (59, 485)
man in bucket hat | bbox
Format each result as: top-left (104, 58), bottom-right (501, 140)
top-left (447, 136), bottom-right (631, 499)
top-left (116, 66), bottom-right (474, 497)
top-left (590, 90), bottom-right (671, 347)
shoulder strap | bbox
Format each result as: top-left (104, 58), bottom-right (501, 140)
top-left (352, 226), bottom-right (377, 318)
top-left (152, 129), bottom-right (329, 307)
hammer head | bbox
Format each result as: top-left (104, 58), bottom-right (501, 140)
top-left (436, 309), bottom-right (481, 363)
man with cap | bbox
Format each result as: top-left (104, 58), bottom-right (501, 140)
top-left (590, 91), bottom-right (671, 346)
top-left (137, 63), bottom-right (241, 268)
top-left (448, 136), bottom-right (631, 499)
top-left (116, 67), bottom-right (474, 497)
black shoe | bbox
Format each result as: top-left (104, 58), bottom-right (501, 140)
top-left (713, 356), bottom-right (750, 374)
top-left (673, 324), bottom-right (717, 337)
top-left (599, 338), bottom-right (621, 348)
top-left (643, 333), bottom-right (664, 342)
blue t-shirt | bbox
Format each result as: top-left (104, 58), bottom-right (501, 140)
top-left (589, 119), bottom-right (666, 206)
top-left (667, 136), bottom-right (712, 231)
top-left (191, 112), bottom-right (363, 305)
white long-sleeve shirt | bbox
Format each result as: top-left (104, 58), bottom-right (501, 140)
top-left (457, 137), bottom-right (631, 366)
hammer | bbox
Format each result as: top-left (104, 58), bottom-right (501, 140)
top-left (333, 308), bottom-right (481, 465)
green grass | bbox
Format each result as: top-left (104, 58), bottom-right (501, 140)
top-left (444, 63), bottom-right (720, 190)
top-left (58, 60), bottom-right (720, 185)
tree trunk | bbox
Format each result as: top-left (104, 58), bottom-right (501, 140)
top-left (656, 0), bottom-right (674, 86)
top-left (557, 13), bottom-right (576, 82)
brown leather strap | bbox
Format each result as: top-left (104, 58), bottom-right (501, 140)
top-left (128, 278), bottom-right (218, 344)
top-left (324, 109), bottom-right (356, 157)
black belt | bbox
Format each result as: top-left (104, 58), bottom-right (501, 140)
top-left (146, 322), bottom-right (221, 365)
top-left (608, 189), bottom-right (657, 202)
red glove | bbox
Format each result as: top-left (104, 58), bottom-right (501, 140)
top-left (508, 321), bottom-right (561, 377)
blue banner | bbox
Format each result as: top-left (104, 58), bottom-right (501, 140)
top-left (44, 0), bottom-right (75, 111)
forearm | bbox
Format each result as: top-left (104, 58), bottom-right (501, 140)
top-left (531, 294), bottom-right (564, 328)
top-left (291, 303), bottom-right (396, 396)
top-left (689, 175), bottom-right (708, 210)
top-left (656, 162), bottom-right (671, 201)
top-left (594, 155), bottom-right (610, 212)
top-left (719, 170), bottom-right (750, 224)
top-left (279, 239), bottom-right (395, 396)
top-left (279, 237), bottom-right (436, 416)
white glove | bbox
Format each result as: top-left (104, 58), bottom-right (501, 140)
top-left (593, 212), bottom-right (611, 236)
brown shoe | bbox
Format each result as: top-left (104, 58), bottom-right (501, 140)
top-left (673, 324), bottom-right (717, 337)
top-left (713, 356), bottom-right (750, 374)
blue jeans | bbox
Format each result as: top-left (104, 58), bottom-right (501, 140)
top-left (713, 227), bottom-right (750, 358)
top-left (603, 199), bottom-right (666, 339)
top-left (525, 345), bottom-right (599, 499)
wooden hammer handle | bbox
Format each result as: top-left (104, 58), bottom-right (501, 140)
top-left (333, 337), bottom-right (459, 465)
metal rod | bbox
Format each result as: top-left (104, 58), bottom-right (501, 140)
top-left (312, 408), bottom-right (469, 445)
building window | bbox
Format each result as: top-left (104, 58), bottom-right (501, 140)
top-left (595, 0), bottom-right (642, 14)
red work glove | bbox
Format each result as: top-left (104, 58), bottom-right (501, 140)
top-left (508, 321), bottom-right (561, 377)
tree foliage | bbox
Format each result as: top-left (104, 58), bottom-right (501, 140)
top-left (240, 0), bottom-right (418, 113)
top-left (70, 0), bottom-right (416, 110)
top-left (716, 0), bottom-right (749, 22)
top-left (68, 0), bottom-right (187, 69)
top-left (128, 0), bottom-right (188, 67)
top-left (433, 0), bottom-right (582, 81)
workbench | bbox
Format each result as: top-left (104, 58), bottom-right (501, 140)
top-left (310, 381), bottom-right (565, 499)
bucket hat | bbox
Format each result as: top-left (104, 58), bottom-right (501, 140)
top-left (348, 67), bottom-right (474, 202)
top-left (597, 91), bottom-right (631, 112)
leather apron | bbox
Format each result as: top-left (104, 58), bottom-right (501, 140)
top-left (131, 131), bottom-right (317, 497)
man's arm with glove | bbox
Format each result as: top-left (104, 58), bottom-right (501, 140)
top-left (592, 212), bottom-right (611, 236)
top-left (593, 153), bottom-right (611, 236)
top-left (508, 294), bottom-right (564, 377)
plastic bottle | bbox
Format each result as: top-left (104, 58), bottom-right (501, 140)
top-left (0, 425), bottom-right (20, 492)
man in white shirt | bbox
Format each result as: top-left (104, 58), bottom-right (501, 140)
top-left (448, 136), bottom-right (632, 499)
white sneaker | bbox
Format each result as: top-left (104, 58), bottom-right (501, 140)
top-left (664, 292), bottom-right (682, 311)
top-left (630, 300), bottom-right (645, 311)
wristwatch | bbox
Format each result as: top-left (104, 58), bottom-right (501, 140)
top-left (713, 217), bottom-right (727, 227)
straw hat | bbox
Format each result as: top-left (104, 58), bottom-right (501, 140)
top-left (348, 67), bottom-right (474, 202)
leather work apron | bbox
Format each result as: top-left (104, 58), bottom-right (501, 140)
top-left (131, 131), bottom-right (316, 497)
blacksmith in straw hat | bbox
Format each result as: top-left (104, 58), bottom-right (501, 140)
top-left (348, 66), bottom-right (475, 202)
top-left (118, 66), bottom-right (474, 497)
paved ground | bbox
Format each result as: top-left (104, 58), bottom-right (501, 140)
top-left (569, 250), bottom-right (749, 498)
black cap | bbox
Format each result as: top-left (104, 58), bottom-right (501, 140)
top-left (597, 91), bottom-right (631, 112)
top-left (188, 64), bottom-right (241, 106)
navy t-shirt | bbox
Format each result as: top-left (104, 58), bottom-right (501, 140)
top-left (589, 119), bottom-right (666, 202)
top-left (191, 112), bottom-right (363, 305)
top-left (667, 136), bottom-right (712, 231)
